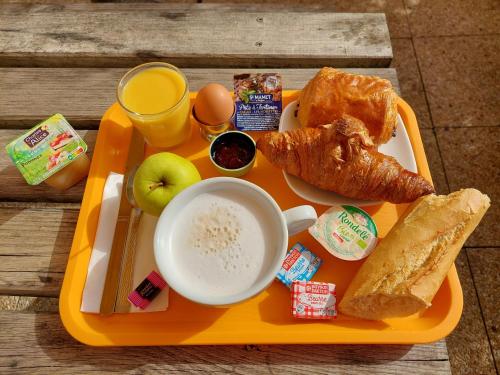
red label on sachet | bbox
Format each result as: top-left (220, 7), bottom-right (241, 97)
top-left (282, 248), bottom-right (301, 271)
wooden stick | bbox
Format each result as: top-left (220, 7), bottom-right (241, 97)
top-left (115, 208), bottom-right (142, 313)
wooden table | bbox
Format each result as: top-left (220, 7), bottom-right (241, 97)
top-left (0, 3), bottom-right (452, 373)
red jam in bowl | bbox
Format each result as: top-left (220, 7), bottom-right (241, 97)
top-left (211, 132), bottom-right (255, 170)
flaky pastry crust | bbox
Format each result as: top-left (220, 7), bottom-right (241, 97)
top-left (298, 67), bottom-right (398, 145)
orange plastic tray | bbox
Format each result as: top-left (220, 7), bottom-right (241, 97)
top-left (60, 91), bottom-right (463, 346)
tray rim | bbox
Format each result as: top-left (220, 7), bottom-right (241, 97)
top-left (59, 91), bottom-right (463, 346)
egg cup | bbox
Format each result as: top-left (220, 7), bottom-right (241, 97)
top-left (191, 105), bottom-right (235, 142)
top-left (209, 131), bottom-right (256, 177)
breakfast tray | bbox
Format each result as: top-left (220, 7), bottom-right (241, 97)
top-left (59, 91), bottom-right (463, 346)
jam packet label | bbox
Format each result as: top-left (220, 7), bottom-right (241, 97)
top-left (291, 281), bottom-right (337, 319)
top-left (277, 243), bottom-right (322, 287)
top-left (233, 73), bottom-right (282, 131)
top-left (309, 205), bottom-right (378, 261)
top-left (5, 114), bottom-right (87, 185)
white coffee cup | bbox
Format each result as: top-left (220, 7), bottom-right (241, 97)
top-left (154, 177), bottom-right (317, 306)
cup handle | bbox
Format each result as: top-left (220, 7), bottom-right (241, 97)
top-left (282, 205), bottom-right (317, 237)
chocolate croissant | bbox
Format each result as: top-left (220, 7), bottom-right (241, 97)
top-left (257, 116), bottom-right (434, 203)
top-left (298, 67), bottom-right (398, 145)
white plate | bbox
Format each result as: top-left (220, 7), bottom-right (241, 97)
top-left (278, 100), bottom-right (417, 207)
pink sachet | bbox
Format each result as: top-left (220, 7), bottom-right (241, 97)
top-left (291, 281), bottom-right (337, 319)
top-left (128, 271), bottom-right (167, 310)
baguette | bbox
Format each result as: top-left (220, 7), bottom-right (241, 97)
top-left (338, 188), bottom-right (490, 320)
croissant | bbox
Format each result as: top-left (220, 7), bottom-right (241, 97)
top-left (257, 116), bottom-right (435, 203)
top-left (298, 67), bottom-right (398, 145)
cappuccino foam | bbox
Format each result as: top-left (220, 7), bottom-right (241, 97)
top-left (171, 190), bottom-right (279, 297)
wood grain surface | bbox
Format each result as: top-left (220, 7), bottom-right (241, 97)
top-left (0, 3), bottom-right (392, 68)
top-left (0, 68), bottom-right (398, 128)
top-left (0, 202), bottom-right (79, 296)
top-left (0, 309), bottom-right (450, 374)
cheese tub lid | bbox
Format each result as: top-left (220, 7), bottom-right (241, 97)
top-left (308, 205), bottom-right (378, 261)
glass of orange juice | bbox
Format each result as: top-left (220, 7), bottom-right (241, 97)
top-left (117, 62), bottom-right (191, 148)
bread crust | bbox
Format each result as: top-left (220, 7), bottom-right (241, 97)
top-left (338, 189), bottom-right (490, 320)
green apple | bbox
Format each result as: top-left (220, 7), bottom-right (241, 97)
top-left (133, 152), bottom-right (201, 216)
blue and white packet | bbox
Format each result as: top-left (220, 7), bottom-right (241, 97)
top-left (233, 73), bottom-right (282, 131)
top-left (276, 243), bottom-right (322, 287)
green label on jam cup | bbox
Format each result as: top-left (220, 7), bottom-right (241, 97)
top-left (309, 205), bottom-right (378, 261)
top-left (5, 114), bottom-right (87, 185)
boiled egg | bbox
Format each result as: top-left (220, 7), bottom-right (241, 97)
top-left (194, 83), bottom-right (234, 126)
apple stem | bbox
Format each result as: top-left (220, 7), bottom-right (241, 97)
top-left (148, 181), bottom-right (164, 190)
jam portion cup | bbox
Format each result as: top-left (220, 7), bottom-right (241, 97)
top-left (209, 131), bottom-right (256, 177)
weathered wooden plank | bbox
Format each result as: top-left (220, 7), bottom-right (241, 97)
top-left (0, 130), bottom-right (96, 202)
top-left (0, 310), bottom-right (450, 373)
top-left (91, 3), bottom-right (331, 11)
top-left (2, 3), bottom-right (328, 11)
top-left (0, 202), bottom-right (79, 296)
top-left (0, 68), bottom-right (398, 128)
top-left (0, 4), bottom-right (392, 68)
top-left (0, 295), bottom-right (59, 312)
top-left (4, 0), bottom-right (92, 3)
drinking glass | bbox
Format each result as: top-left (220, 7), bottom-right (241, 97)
top-left (117, 62), bottom-right (191, 148)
